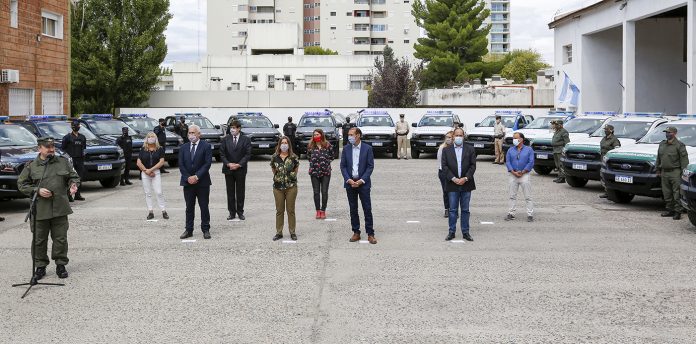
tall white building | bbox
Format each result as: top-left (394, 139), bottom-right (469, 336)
top-left (485, 0), bottom-right (510, 54)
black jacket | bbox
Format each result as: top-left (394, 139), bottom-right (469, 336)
top-left (154, 125), bottom-right (167, 146)
top-left (441, 144), bottom-right (477, 192)
top-left (61, 132), bottom-right (87, 159)
top-left (220, 134), bottom-right (252, 174)
top-left (116, 134), bottom-right (133, 156)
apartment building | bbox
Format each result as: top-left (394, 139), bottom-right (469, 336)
top-left (485, 0), bottom-right (510, 54)
top-left (0, 0), bottom-right (70, 116)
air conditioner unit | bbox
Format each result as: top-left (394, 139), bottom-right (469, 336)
top-left (0, 69), bottom-right (19, 83)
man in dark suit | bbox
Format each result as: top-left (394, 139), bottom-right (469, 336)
top-left (220, 120), bottom-right (252, 221)
top-left (442, 127), bottom-right (477, 242)
top-left (178, 124), bottom-right (213, 239)
top-left (340, 127), bottom-right (377, 244)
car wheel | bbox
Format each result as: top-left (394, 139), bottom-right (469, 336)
top-left (167, 159), bottom-right (178, 167)
top-left (688, 210), bottom-right (696, 227)
top-left (565, 175), bottom-right (589, 188)
top-left (214, 154), bottom-right (221, 162)
top-left (606, 188), bottom-right (634, 204)
top-left (99, 176), bottom-right (120, 189)
top-left (411, 149), bottom-right (420, 159)
top-left (533, 166), bottom-right (553, 175)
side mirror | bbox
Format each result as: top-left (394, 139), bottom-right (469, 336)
top-left (518, 123), bottom-right (525, 129)
top-left (474, 123), bottom-right (480, 127)
top-left (214, 125), bottom-right (221, 130)
top-left (336, 123), bottom-right (342, 128)
top-left (274, 124), bottom-right (280, 129)
top-left (411, 123), bottom-right (417, 128)
top-left (458, 123), bottom-right (464, 128)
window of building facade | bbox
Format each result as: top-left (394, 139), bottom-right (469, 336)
top-left (229, 83), bottom-right (240, 91)
top-left (9, 88), bottom-right (35, 116)
top-left (42, 90), bottom-right (63, 115)
top-left (330, 11), bottom-right (336, 16)
top-left (10, 0), bottom-right (18, 28)
top-left (564, 44), bottom-right (573, 64)
top-left (284, 75), bottom-right (291, 82)
top-left (41, 10), bottom-right (63, 39)
top-left (251, 75), bottom-right (259, 82)
top-left (304, 75), bottom-right (327, 90)
top-left (268, 74), bottom-right (275, 89)
top-left (349, 75), bottom-right (371, 90)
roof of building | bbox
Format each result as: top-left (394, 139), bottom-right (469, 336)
top-left (548, 0), bottom-right (611, 29)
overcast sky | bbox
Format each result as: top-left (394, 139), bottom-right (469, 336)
top-left (163, 0), bottom-right (598, 66)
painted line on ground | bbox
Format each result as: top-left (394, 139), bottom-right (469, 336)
top-left (181, 239), bottom-right (196, 243)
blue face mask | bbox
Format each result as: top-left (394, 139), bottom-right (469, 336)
top-left (348, 136), bottom-right (356, 145)
top-left (454, 137), bottom-right (464, 146)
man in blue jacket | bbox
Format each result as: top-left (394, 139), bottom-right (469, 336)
top-left (340, 127), bottom-right (377, 244)
top-left (505, 132), bottom-right (535, 222)
top-left (178, 124), bottom-right (213, 239)
top-left (442, 127), bottom-right (477, 241)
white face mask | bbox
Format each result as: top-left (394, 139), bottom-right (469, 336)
top-left (188, 135), bottom-right (199, 143)
top-left (147, 138), bottom-right (156, 144)
top-left (280, 144), bottom-right (289, 152)
top-left (513, 139), bottom-right (520, 146)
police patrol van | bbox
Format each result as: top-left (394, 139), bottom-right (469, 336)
top-left (466, 110), bottom-right (532, 156)
top-left (295, 111), bottom-right (341, 158)
top-left (503, 110), bottom-right (575, 150)
top-left (225, 112), bottom-right (281, 156)
top-left (530, 112), bottom-right (617, 175)
top-left (355, 110), bottom-right (398, 158)
top-left (602, 116), bottom-right (696, 204)
top-left (561, 113), bottom-right (667, 187)
top-left (77, 114), bottom-right (146, 164)
top-left (119, 114), bottom-right (183, 166)
top-left (681, 162), bottom-right (696, 226)
top-left (165, 113), bottom-right (224, 161)
top-left (409, 110), bottom-right (463, 159)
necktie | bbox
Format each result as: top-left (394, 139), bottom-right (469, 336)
top-left (190, 143), bottom-right (196, 156)
top-left (233, 136), bottom-right (237, 147)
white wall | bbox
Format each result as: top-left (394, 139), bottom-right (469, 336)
top-left (581, 26), bottom-right (623, 112)
top-left (420, 87), bottom-right (554, 107)
top-left (144, 90), bottom-right (369, 108)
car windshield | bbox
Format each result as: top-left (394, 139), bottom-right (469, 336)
top-left (184, 117), bottom-right (217, 129)
top-left (590, 121), bottom-right (655, 140)
top-left (0, 125), bottom-right (38, 147)
top-left (525, 117), bottom-right (563, 129)
top-left (418, 116), bottom-right (453, 127)
top-left (478, 116), bottom-right (516, 128)
top-left (299, 116), bottom-right (335, 127)
top-left (37, 122), bottom-right (98, 140)
top-left (234, 116), bottom-right (273, 128)
top-left (89, 120), bottom-right (137, 135)
top-left (563, 118), bottom-right (605, 134)
top-left (639, 123), bottom-right (696, 146)
top-left (358, 115), bottom-right (394, 127)
top-left (124, 117), bottom-right (159, 133)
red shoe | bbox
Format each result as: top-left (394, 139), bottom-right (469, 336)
top-left (320, 211), bottom-right (326, 219)
top-left (315, 210), bottom-right (321, 219)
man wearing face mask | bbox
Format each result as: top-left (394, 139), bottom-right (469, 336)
top-left (179, 125), bottom-right (213, 239)
top-left (656, 126), bottom-right (689, 220)
top-left (153, 118), bottom-right (169, 173)
top-left (340, 127), bottom-right (377, 244)
top-left (598, 124), bottom-right (620, 199)
top-left (283, 116), bottom-right (297, 150)
top-left (395, 114), bottom-right (410, 159)
top-left (61, 120), bottom-right (87, 201)
top-left (17, 137), bottom-right (80, 280)
top-left (441, 127), bottom-right (476, 241)
top-left (505, 132), bottom-right (535, 222)
top-left (176, 117), bottom-right (189, 144)
top-left (493, 115), bottom-right (506, 164)
top-left (116, 126), bottom-right (134, 186)
top-left (220, 120), bottom-right (252, 221)
top-left (551, 120), bottom-right (570, 183)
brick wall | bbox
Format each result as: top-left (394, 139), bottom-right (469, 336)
top-left (0, 0), bottom-right (70, 115)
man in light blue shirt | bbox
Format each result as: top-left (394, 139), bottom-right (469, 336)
top-left (505, 132), bottom-right (535, 222)
top-left (340, 127), bottom-right (376, 244)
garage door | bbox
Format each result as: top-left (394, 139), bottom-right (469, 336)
top-left (42, 89), bottom-right (63, 114)
top-left (9, 88), bottom-right (34, 116)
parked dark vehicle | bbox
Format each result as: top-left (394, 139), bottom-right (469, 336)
top-left (119, 114), bottom-right (183, 166)
top-left (295, 111), bottom-right (341, 159)
top-left (224, 112), bottom-right (281, 155)
top-left (76, 114), bottom-right (145, 166)
top-left (165, 113), bottom-right (224, 161)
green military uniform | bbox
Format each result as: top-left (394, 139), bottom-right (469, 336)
top-left (656, 131), bottom-right (689, 214)
top-left (600, 134), bottom-right (621, 157)
top-left (17, 151), bottom-right (80, 268)
top-left (551, 123), bottom-right (571, 179)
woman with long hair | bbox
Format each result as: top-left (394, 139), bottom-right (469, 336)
top-left (307, 129), bottom-right (333, 219)
top-left (270, 136), bottom-right (300, 241)
top-left (136, 132), bottom-right (168, 220)
top-left (437, 131), bottom-right (454, 218)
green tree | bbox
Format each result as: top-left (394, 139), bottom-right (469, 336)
top-left (501, 50), bottom-right (550, 84)
top-left (368, 46), bottom-right (420, 108)
top-left (304, 46), bottom-right (339, 55)
top-left (411, 0), bottom-right (491, 88)
top-left (71, 0), bottom-right (172, 114)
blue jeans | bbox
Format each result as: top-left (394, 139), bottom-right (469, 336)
top-left (448, 191), bottom-right (471, 234)
top-left (346, 185), bottom-right (374, 236)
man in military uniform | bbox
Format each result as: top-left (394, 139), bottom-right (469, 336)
top-left (656, 126), bottom-right (689, 220)
top-left (116, 126), bottom-right (133, 186)
top-left (17, 137), bottom-right (80, 280)
top-left (551, 120), bottom-right (571, 183)
top-left (599, 124), bottom-right (621, 198)
top-left (283, 116), bottom-right (297, 149)
top-left (154, 118), bottom-right (169, 173)
top-left (61, 120), bottom-right (86, 201)
top-left (176, 117), bottom-right (189, 144)
top-left (342, 117), bottom-right (354, 147)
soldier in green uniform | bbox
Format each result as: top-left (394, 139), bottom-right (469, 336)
top-left (656, 126), bottom-right (689, 220)
top-left (17, 137), bottom-right (80, 280)
top-left (599, 124), bottom-right (621, 198)
top-left (551, 120), bottom-right (571, 183)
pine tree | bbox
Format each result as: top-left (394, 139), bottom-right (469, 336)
top-left (71, 0), bottom-right (172, 114)
top-left (412, 0), bottom-right (491, 88)
top-left (368, 46), bottom-right (420, 108)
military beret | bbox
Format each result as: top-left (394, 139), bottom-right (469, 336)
top-left (37, 137), bottom-right (56, 147)
top-left (663, 126), bottom-right (678, 133)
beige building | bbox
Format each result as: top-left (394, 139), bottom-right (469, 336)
top-left (484, 0), bottom-right (511, 54)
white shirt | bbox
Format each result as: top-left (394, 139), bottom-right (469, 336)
top-left (454, 145), bottom-right (463, 178)
top-left (352, 142), bottom-right (361, 178)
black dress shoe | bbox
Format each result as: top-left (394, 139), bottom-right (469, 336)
top-left (462, 233), bottom-right (474, 242)
top-left (238, 213), bottom-right (246, 221)
top-left (203, 232), bottom-right (211, 239)
top-left (445, 233), bottom-right (455, 241)
top-left (661, 211), bottom-right (676, 217)
top-left (33, 267), bottom-right (46, 281)
top-left (290, 234), bottom-right (297, 241)
top-left (120, 180), bottom-right (125, 186)
top-left (125, 180), bottom-right (133, 185)
top-left (273, 234), bottom-right (283, 241)
top-left (146, 212), bottom-right (154, 220)
top-left (162, 211), bottom-right (169, 220)
top-left (227, 215), bottom-right (236, 221)
top-left (599, 193), bottom-right (608, 199)
top-left (161, 170), bottom-right (170, 174)
top-left (553, 178), bottom-right (565, 184)
top-left (180, 231), bottom-right (193, 239)
top-left (74, 195), bottom-right (85, 201)
top-left (56, 265), bottom-right (68, 279)
top-left (443, 209), bottom-right (449, 218)
top-left (673, 213), bottom-right (682, 220)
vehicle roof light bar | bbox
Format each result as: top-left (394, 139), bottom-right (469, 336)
top-left (79, 114), bottom-right (113, 119)
top-left (27, 115), bottom-right (69, 121)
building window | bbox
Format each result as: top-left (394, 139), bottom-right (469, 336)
top-left (42, 90), bottom-right (63, 115)
top-left (564, 44), bottom-right (573, 64)
top-left (404, 39), bottom-right (410, 44)
top-left (284, 75), bottom-right (291, 82)
top-left (268, 74), bottom-right (275, 89)
top-left (232, 47), bottom-right (239, 51)
top-left (41, 11), bottom-right (63, 39)
top-left (346, 12), bottom-right (352, 16)
top-left (371, 0), bottom-right (386, 4)
top-left (9, 88), bottom-right (35, 116)
top-left (331, 11), bottom-right (336, 16)
top-left (305, 75), bottom-right (327, 90)
top-left (370, 24), bottom-right (386, 32)
top-left (331, 26), bottom-right (336, 30)
top-left (349, 75), bottom-right (371, 90)
top-left (229, 83), bottom-right (240, 91)
top-left (251, 75), bottom-right (259, 82)
top-left (238, 5), bottom-right (247, 11)
top-left (10, 0), bottom-right (18, 28)
top-left (239, 18), bottom-right (247, 23)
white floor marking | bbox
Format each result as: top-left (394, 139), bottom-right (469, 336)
top-left (407, 220), bottom-right (420, 224)
top-left (282, 240), bottom-right (297, 244)
top-left (359, 240), bottom-right (370, 244)
top-left (481, 221), bottom-right (494, 225)
top-left (449, 240), bottom-right (465, 243)
top-left (147, 219), bottom-right (158, 222)
top-left (324, 218), bottom-right (337, 222)
top-left (181, 239), bottom-right (196, 243)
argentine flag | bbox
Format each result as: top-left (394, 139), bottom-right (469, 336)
top-left (558, 72), bottom-right (580, 107)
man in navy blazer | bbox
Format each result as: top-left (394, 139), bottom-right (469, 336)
top-left (340, 127), bottom-right (377, 244)
top-left (178, 124), bottom-right (213, 240)
top-left (441, 127), bottom-right (477, 242)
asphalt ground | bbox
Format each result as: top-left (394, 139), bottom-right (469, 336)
top-left (2, 151), bottom-right (696, 343)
